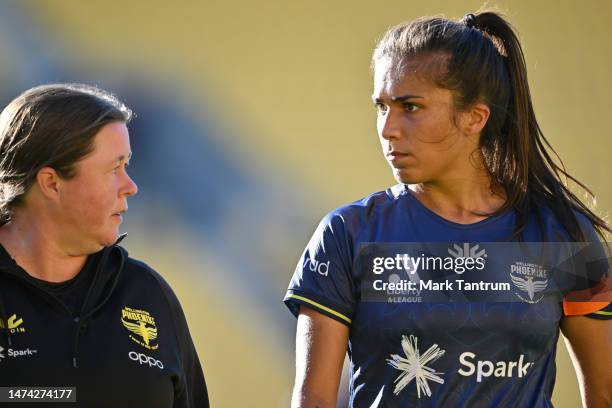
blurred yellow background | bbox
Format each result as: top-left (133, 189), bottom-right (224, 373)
top-left (1, 0), bottom-right (609, 406)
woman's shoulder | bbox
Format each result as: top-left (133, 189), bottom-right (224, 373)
top-left (320, 184), bottom-right (407, 227)
top-left (121, 256), bottom-right (180, 300)
top-left (530, 197), bottom-right (602, 242)
top-left (328, 184), bottom-right (406, 216)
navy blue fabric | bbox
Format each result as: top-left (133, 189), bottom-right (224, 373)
top-left (284, 184), bottom-right (610, 407)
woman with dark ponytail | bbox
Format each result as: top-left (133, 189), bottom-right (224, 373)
top-left (284, 11), bottom-right (611, 407)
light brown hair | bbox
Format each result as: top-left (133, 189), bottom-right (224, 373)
top-left (0, 83), bottom-right (132, 225)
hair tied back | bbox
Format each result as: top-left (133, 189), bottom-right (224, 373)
top-left (463, 13), bottom-right (478, 29)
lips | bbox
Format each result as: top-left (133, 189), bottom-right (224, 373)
top-left (386, 150), bottom-right (410, 160)
top-left (112, 208), bottom-right (127, 217)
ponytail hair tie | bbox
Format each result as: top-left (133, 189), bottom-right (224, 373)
top-left (463, 13), bottom-right (478, 29)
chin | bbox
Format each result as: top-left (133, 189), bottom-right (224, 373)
top-left (393, 168), bottom-right (421, 184)
top-left (100, 230), bottom-right (120, 247)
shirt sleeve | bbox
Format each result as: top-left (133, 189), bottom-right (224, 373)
top-left (284, 211), bottom-right (357, 327)
top-left (561, 214), bottom-right (611, 319)
top-left (172, 300), bottom-right (210, 408)
top-left (154, 272), bottom-right (210, 408)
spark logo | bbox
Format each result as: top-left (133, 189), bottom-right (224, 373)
top-left (0, 346), bottom-right (38, 362)
top-left (458, 352), bottom-right (533, 382)
top-left (0, 314), bottom-right (26, 334)
top-left (387, 335), bottom-right (446, 398)
top-left (121, 307), bottom-right (159, 350)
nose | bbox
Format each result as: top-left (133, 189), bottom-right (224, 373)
top-left (122, 172), bottom-right (139, 197)
top-left (378, 108), bottom-right (401, 141)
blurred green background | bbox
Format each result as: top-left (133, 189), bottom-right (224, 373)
top-left (1, 0), bottom-right (610, 406)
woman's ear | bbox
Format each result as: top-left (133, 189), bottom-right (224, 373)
top-left (462, 102), bottom-right (490, 135)
top-left (35, 166), bottom-right (61, 200)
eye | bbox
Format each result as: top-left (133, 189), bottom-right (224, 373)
top-left (403, 103), bottom-right (420, 112)
top-left (111, 162), bottom-right (130, 174)
top-left (374, 102), bottom-right (388, 114)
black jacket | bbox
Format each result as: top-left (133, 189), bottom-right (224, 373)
top-left (0, 240), bottom-right (209, 407)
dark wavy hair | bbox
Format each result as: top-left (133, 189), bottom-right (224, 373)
top-left (372, 11), bottom-right (610, 242)
top-left (0, 83), bottom-right (132, 225)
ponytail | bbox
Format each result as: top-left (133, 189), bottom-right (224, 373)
top-left (373, 11), bottom-right (611, 242)
top-left (470, 12), bottom-right (609, 241)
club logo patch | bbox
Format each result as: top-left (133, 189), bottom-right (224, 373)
top-left (510, 262), bottom-right (548, 304)
top-left (121, 306), bottom-right (159, 350)
top-left (0, 314), bottom-right (26, 334)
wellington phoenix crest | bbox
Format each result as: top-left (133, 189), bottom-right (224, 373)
top-left (121, 306), bottom-right (159, 350)
top-left (510, 262), bottom-right (548, 304)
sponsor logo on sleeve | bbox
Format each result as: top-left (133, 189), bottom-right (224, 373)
top-left (121, 306), bottom-right (159, 350)
top-left (304, 257), bottom-right (330, 276)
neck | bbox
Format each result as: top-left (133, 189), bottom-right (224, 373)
top-left (0, 215), bottom-right (87, 283)
top-left (409, 165), bottom-right (506, 224)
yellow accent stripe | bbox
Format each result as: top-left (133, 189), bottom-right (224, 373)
top-left (594, 310), bottom-right (612, 316)
top-left (288, 294), bottom-right (352, 324)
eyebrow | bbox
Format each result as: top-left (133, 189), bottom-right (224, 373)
top-left (114, 152), bottom-right (132, 163)
top-left (372, 94), bottom-right (424, 103)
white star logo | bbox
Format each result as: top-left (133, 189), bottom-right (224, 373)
top-left (0, 346), bottom-right (4, 361)
top-left (387, 335), bottom-right (445, 398)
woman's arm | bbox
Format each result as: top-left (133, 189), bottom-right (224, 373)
top-left (560, 315), bottom-right (612, 407)
top-left (292, 306), bottom-right (350, 408)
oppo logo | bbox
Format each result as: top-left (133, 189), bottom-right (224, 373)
top-left (128, 351), bottom-right (164, 369)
